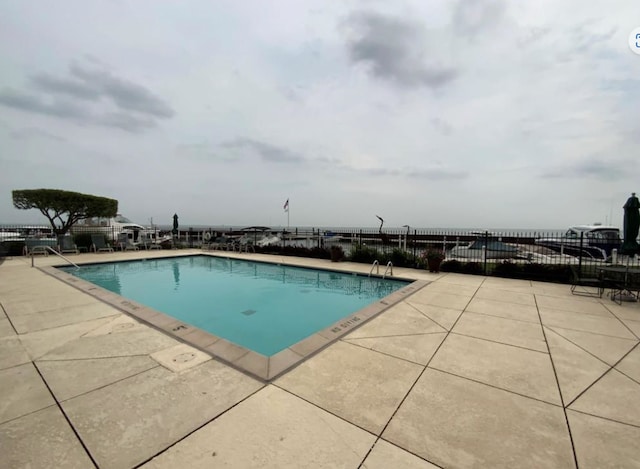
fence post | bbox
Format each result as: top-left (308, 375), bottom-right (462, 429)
top-left (413, 229), bottom-right (417, 265)
top-left (578, 232), bottom-right (584, 276)
top-left (483, 230), bottom-right (489, 275)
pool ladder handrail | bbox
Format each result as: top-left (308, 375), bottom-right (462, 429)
top-left (369, 260), bottom-right (379, 276)
top-left (369, 260), bottom-right (393, 278)
top-left (31, 246), bottom-right (80, 269)
top-left (383, 261), bottom-right (393, 278)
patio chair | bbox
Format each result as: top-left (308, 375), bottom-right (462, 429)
top-left (91, 234), bottom-right (114, 253)
top-left (24, 238), bottom-right (50, 256)
top-left (117, 233), bottom-right (139, 251)
top-left (238, 237), bottom-right (255, 253)
top-left (58, 236), bottom-right (79, 254)
top-left (122, 239), bottom-right (139, 251)
top-left (625, 270), bottom-right (640, 301)
top-left (600, 266), bottom-right (640, 305)
top-left (207, 236), bottom-right (228, 251)
top-left (570, 265), bottom-right (603, 298)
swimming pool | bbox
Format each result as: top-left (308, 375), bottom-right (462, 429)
top-left (56, 256), bottom-right (418, 378)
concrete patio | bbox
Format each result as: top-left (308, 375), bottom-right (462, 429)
top-left (1, 250), bottom-right (639, 468)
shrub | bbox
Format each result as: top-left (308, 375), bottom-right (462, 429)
top-left (441, 260), bottom-right (463, 272)
top-left (521, 263), bottom-right (571, 283)
top-left (389, 248), bottom-right (412, 267)
top-left (493, 261), bottom-right (523, 278)
top-left (255, 245), bottom-right (332, 260)
top-left (1, 240), bottom-right (25, 256)
top-left (349, 245), bottom-right (379, 264)
top-left (521, 262), bottom-right (547, 278)
top-left (461, 262), bottom-right (484, 275)
top-left (330, 245), bottom-right (344, 262)
top-left (309, 247), bottom-right (331, 259)
top-left (424, 249), bottom-right (445, 261)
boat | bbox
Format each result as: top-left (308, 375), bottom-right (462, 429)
top-left (72, 214), bottom-right (171, 247)
top-left (256, 232), bottom-right (281, 247)
top-left (448, 232), bottom-right (521, 259)
top-left (238, 226), bottom-right (281, 247)
top-left (322, 231), bottom-right (348, 243)
top-left (534, 224), bottom-right (621, 260)
top-left (0, 230), bottom-right (23, 241)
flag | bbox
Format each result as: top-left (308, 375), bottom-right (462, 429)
top-left (283, 198), bottom-right (289, 212)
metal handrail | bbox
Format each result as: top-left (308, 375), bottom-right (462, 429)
top-left (31, 246), bottom-right (80, 269)
top-left (383, 261), bottom-right (393, 278)
top-left (369, 260), bottom-right (379, 276)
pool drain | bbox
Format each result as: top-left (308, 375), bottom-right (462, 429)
top-left (173, 352), bottom-right (196, 363)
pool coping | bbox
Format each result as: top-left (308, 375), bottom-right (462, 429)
top-left (40, 253), bottom-right (429, 381)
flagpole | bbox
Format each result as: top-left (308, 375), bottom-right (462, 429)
top-left (287, 198), bottom-right (290, 230)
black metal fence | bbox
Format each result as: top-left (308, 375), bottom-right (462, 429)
top-left (2, 224), bottom-right (638, 283)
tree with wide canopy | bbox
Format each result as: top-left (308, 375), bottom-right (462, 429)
top-left (12, 189), bottom-right (118, 236)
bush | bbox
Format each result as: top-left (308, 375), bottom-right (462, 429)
top-left (255, 245), bottom-right (332, 260)
top-left (461, 262), bottom-right (484, 275)
top-left (521, 262), bottom-right (547, 278)
top-left (543, 265), bottom-right (572, 283)
top-left (522, 263), bottom-right (571, 283)
top-left (330, 245), bottom-right (344, 262)
top-left (441, 260), bottom-right (463, 272)
top-left (493, 261), bottom-right (523, 278)
top-left (490, 261), bottom-right (572, 283)
top-left (308, 247), bottom-right (331, 259)
top-left (349, 245), bottom-right (379, 264)
top-left (1, 240), bottom-right (25, 256)
top-left (389, 248), bottom-right (413, 267)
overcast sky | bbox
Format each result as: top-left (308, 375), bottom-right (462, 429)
top-left (1, 0), bottom-right (639, 229)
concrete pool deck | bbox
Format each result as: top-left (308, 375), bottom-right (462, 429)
top-left (1, 249), bottom-right (639, 468)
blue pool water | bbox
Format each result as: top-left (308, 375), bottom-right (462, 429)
top-left (62, 256), bottom-right (408, 356)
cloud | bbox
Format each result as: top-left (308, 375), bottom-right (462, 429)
top-left (0, 89), bottom-right (90, 119)
top-left (452, 0), bottom-right (507, 37)
top-left (341, 163), bottom-right (467, 180)
top-left (0, 61), bottom-right (174, 132)
top-left (217, 136), bottom-right (468, 181)
top-left (94, 112), bottom-right (157, 132)
top-left (30, 72), bottom-right (100, 101)
top-left (344, 11), bottom-right (458, 89)
top-left (220, 138), bottom-right (306, 163)
top-left (540, 158), bottom-right (630, 180)
top-left (358, 167), bottom-right (402, 177)
top-left (69, 64), bottom-right (175, 118)
top-left (431, 118), bottom-right (453, 135)
top-left (10, 127), bottom-right (67, 142)
top-left (408, 168), bottom-right (469, 180)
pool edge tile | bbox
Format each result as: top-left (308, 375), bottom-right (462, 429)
top-left (205, 339), bottom-right (251, 364)
top-left (183, 329), bottom-right (220, 349)
top-left (289, 333), bottom-right (331, 357)
top-left (39, 259), bottom-right (428, 383)
top-left (268, 348), bottom-right (304, 380)
top-left (233, 351), bottom-right (269, 380)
